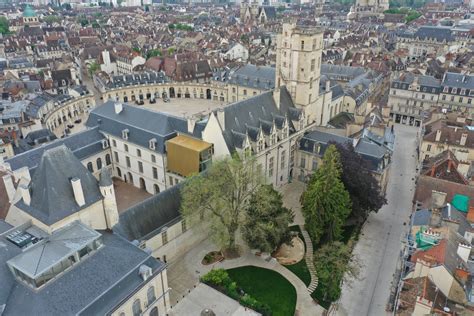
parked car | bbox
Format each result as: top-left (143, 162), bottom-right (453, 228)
top-left (67, 124), bottom-right (74, 129)
top-left (74, 119), bottom-right (82, 124)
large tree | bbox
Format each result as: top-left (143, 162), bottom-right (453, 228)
top-left (330, 141), bottom-right (386, 225)
top-left (301, 145), bottom-right (351, 244)
top-left (314, 241), bottom-right (359, 302)
top-left (242, 185), bottom-right (294, 253)
top-left (0, 17), bottom-right (9, 35)
top-left (181, 157), bottom-right (262, 251)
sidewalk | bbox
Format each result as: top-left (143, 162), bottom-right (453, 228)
top-left (167, 238), bottom-right (325, 316)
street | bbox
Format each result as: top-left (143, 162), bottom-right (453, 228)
top-left (337, 124), bottom-right (420, 316)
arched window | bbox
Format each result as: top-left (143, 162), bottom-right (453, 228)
top-left (87, 162), bottom-right (94, 173)
top-left (105, 154), bottom-right (112, 165)
top-left (96, 158), bottom-right (102, 170)
top-left (154, 184), bottom-right (160, 194)
top-left (147, 286), bottom-right (156, 304)
top-left (132, 299), bottom-right (141, 316)
top-left (150, 307), bottom-right (159, 316)
top-left (116, 167), bottom-right (122, 178)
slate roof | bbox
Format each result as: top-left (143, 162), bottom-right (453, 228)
top-left (1, 226), bottom-right (165, 316)
top-left (114, 183), bottom-right (182, 241)
top-left (15, 146), bottom-right (103, 226)
top-left (442, 72), bottom-right (474, 90)
top-left (414, 26), bottom-right (454, 43)
top-left (415, 175), bottom-right (474, 209)
top-left (218, 88), bottom-right (298, 152)
top-left (5, 126), bottom-right (105, 174)
top-left (227, 64), bottom-right (275, 90)
top-left (103, 71), bottom-right (169, 90)
top-left (423, 126), bottom-right (474, 148)
top-left (86, 101), bottom-right (188, 154)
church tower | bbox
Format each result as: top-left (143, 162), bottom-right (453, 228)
top-left (99, 167), bottom-right (119, 229)
top-left (275, 23), bottom-right (324, 123)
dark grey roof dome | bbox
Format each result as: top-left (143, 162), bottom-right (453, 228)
top-left (201, 309), bottom-right (216, 316)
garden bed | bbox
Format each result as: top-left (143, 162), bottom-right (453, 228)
top-left (201, 251), bottom-right (224, 265)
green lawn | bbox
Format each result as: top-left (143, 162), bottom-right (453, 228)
top-left (284, 258), bottom-right (311, 287)
top-left (227, 266), bottom-right (297, 316)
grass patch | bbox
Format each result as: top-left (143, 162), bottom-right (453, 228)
top-left (227, 266), bottom-right (297, 316)
top-left (285, 258), bottom-right (311, 286)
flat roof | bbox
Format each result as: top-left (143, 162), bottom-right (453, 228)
top-left (167, 134), bottom-right (212, 151)
top-left (7, 222), bottom-right (101, 278)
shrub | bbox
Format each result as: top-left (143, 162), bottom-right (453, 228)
top-left (201, 269), bottom-right (272, 315)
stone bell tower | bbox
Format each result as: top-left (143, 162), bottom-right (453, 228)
top-left (99, 167), bottom-right (119, 229)
top-left (275, 22), bottom-right (324, 124)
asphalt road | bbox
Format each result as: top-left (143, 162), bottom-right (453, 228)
top-left (337, 124), bottom-right (420, 316)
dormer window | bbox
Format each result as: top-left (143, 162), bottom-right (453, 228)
top-left (101, 139), bottom-right (109, 149)
top-left (443, 86), bottom-right (449, 93)
top-left (452, 88), bottom-right (457, 94)
top-left (122, 129), bottom-right (129, 140)
top-left (149, 138), bottom-right (157, 150)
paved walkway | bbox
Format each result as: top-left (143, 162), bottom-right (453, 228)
top-left (167, 238), bottom-right (325, 316)
top-left (300, 226), bottom-right (319, 294)
top-left (279, 182), bottom-right (320, 294)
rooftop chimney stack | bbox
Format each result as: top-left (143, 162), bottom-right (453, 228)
top-left (2, 174), bottom-right (15, 202)
top-left (460, 133), bottom-right (468, 146)
top-left (71, 178), bottom-right (86, 207)
top-left (435, 129), bottom-right (442, 142)
top-left (114, 102), bottom-right (123, 114)
top-left (19, 184), bottom-right (31, 206)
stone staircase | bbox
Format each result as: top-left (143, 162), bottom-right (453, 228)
top-left (300, 225), bottom-right (318, 294)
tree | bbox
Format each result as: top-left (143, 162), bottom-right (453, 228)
top-left (313, 241), bottom-right (359, 302)
top-left (43, 15), bottom-right (61, 25)
top-left (0, 17), bottom-right (9, 35)
top-left (88, 61), bottom-right (100, 77)
top-left (146, 49), bottom-right (162, 59)
top-left (181, 157), bottom-right (263, 252)
top-left (301, 145), bottom-right (351, 244)
top-left (242, 185), bottom-right (294, 253)
top-left (330, 141), bottom-right (386, 225)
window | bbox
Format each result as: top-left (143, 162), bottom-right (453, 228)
top-left (151, 154), bottom-right (156, 163)
top-left (114, 151), bottom-right (119, 163)
top-left (300, 156), bottom-right (306, 168)
top-left (138, 161), bottom-right (143, 173)
top-left (96, 158), bottom-right (102, 170)
top-left (132, 299), bottom-right (141, 316)
top-left (427, 144), bottom-right (431, 152)
top-left (122, 129), bottom-right (129, 140)
top-left (87, 162), bottom-right (94, 173)
top-left (112, 139), bottom-right (117, 147)
top-left (106, 154), bottom-right (111, 165)
top-left (147, 286), bottom-right (156, 304)
top-left (243, 89), bottom-right (247, 96)
top-left (268, 157), bottom-right (274, 177)
top-left (311, 59), bottom-right (315, 71)
top-left (312, 158), bottom-right (317, 170)
top-left (149, 138), bottom-right (156, 150)
top-left (442, 95), bottom-right (446, 101)
top-left (182, 219), bottom-right (187, 233)
top-left (137, 149), bottom-right (141, 157)
top-left (152, 167), bottom-right (158, 179)
top-left (154, 184), bottom-right (160, 194)
top-left (301, 40), bottom-right (304, 50)
top-left (124, 144), bottom-right (129, 152)
top-left (162, 230), bottom-right (168, 245)
top-left (126, 156), bottom-right (131, 168)
top-left (312, 38), bottom-right (316, 50)
top-left (281, 150), bottom-right (286, 169)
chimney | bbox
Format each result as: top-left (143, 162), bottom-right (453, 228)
top-left (435, 129), bottom-right (442, 142)
top-left (187, 117), bottom-right (196, 134)
top-left (431, 190), bottom-right (447, 209)
top-left (460, 133), bottom-right (468, 146)
top-left (19, 184), bottom-right (30, 206)
top-left (114, 102), bottom-right (123, 114)
top-left (2, 174), bottom-right (15, 202)
top-left (325, 79), bottom-right (331, 92)
top-left (71, 177), bottom-right (85, 207)
top-left (216, 109), bottom-right (225, 130)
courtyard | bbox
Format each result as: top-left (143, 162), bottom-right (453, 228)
top-left (112, 178), bottom-right (152, 212)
